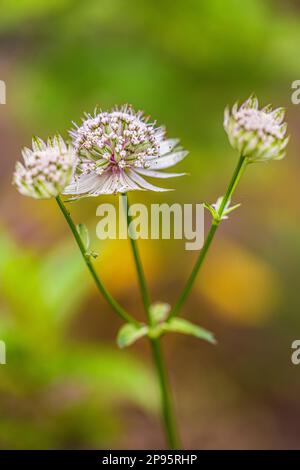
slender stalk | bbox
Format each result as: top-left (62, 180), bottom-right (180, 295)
top-left (150, 339), bottom-right (180, 449)
top-left (169, 155), bottom-right (247, 319)
top-left (123, 198), bottom-right (151, 318)
top-left (123, 193), bottom-right (181, 449)
top-left (56, 195), bottom-right (138, 326)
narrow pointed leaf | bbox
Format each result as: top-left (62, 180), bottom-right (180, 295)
top-left (117, 323), bottom-right (148, 348)
top-left (163, 318), bottom-right (216, 344)
top-left (203, 202), bottom-right (218, 220)
top-left (224, 203), bottom-right (241, 216)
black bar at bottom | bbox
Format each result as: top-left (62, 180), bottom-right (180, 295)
top-left (0, 450), bottom-right (300, 466)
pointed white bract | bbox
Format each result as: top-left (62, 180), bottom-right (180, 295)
top-left (224, 95), bottom-right (289, 162)
top-left (64, 105), bottom-right (188, 196)
top-left (13, 136), bottom-right (76, 199)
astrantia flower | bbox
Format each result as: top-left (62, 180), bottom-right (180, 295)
top-left (64, 105), bottom-right (188, 196)
top-left (224, 95), bottom-right (289, 162)
top-left (13, 135), bottom-right (76, 199)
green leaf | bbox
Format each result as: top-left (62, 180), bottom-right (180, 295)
top-left (163, 318), bottom-right (216, 344)
top-left (203, 202), bottom-right (217, 217)
top-left (117, 323), bottom-right (148, 348)
top-left (149, 302), bottom-right (170, 324)
top-left (224, 203), bottom-right (241, 216)
top-left (76, 223), bottom-right (90, 251)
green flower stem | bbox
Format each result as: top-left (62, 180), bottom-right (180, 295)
top-left (169, 154), bottom-right (247, 319)
top-left (56, 195), bottom-right (138, 326)
top-left (123, 194), bottom-right (181, 450)
top-left (150, 338), bottom-right (180, 450)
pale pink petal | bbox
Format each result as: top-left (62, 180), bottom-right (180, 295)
top-left (127, 169), bottom-right (172, 192)
top-left (135, 167), bottom-right (186, 178)
top-left (121, 171), bottom-right (144, 191)
top-left (93, 173), bottom-right (119, 194)
top-left (148, 150), bottom-right (188, 170)
top-left (159, 139), bottom-right (180, 156)
top-left (63, 174), bottom-right (103, 194)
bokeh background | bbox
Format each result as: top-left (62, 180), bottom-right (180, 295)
top-left (1, 0), bottom-right (300, 449)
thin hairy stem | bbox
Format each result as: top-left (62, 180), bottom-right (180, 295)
top-left (56, 195), bottom-right (138, 326)
top-left (123, 193), bottom-right (181, 449)
top-left (169, 155), bottom-right (247, 319)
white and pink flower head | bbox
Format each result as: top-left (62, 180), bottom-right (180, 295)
top-left (64, 105), bottom-right (188, 196)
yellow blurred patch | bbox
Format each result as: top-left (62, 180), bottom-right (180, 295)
top-left (197, 239), bottom-right (281, 326)
top-left (94, 238), bottom-right (161, 296)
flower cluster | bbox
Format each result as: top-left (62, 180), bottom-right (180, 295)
top-left (13, 97), bottom-right (288, 201)
top-left (64, 105), bottom-right (187, 196)
top-left (13, 136), bottom-right (76, 199)
top-left (224, 95), bottom-right (288, 162)
top-left (71, 107), bottom-right (161, 168)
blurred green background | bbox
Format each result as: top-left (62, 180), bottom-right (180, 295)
top-left (1, 0), bottom-right (300, 449)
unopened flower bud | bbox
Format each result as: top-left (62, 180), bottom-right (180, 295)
top-left (224, 95), bottom-right (288, 162)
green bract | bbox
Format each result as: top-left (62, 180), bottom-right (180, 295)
top-left (116, 301), bottom-right (216, 348)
